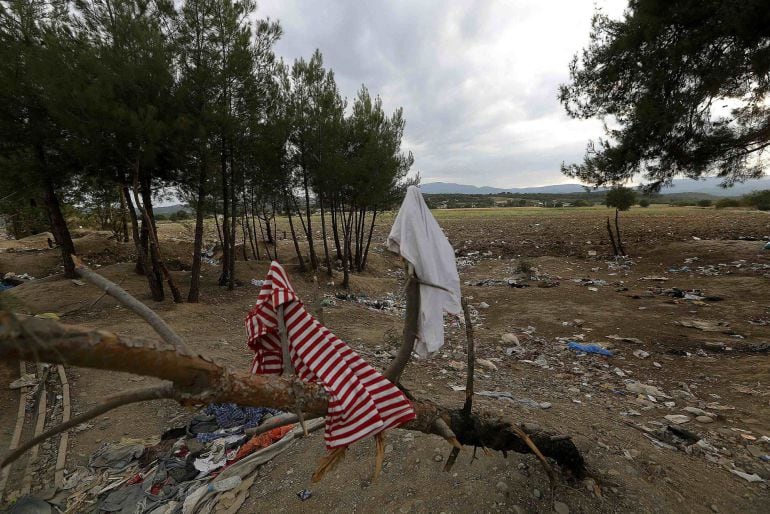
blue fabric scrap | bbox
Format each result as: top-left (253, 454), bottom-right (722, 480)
top-left (567, 342), bottom-right (614, 357)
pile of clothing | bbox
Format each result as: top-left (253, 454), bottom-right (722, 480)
top-left (55, 403), bottom-right (307, 514)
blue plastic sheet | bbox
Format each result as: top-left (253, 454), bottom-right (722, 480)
top-left (567, 342), bottom-right (613, 357)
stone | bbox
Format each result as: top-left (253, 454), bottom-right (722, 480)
top-left (433, 454), bottom-right (443, 462)
top-left (501, 333), bottom-right (519, 345)
top-left (533, 488), bottom-right (542, 499)
top-left (384, 444), bottom-right (393, 454)
top-left (633, 349), bottom-right (650, 359)
top-left (478, 302), bottom-right (490, 309)
top-left (683, 406), bottom-right (709, 417)
top-left (495, 481), bottom-right (509, 494)
top-left (696, 415), bottom-right (714, 423)
top-left (710, 505), bottom-right (719, 513)
top-left (477, 358), bottom-right (498, 371)
top-left (554, 501), bottom-right (570, 514)
top-left (665, 414), bottom-right (691, 424)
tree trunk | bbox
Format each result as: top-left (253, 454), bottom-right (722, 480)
top-left (135, 173), bottom-right (182, 303)
top-left (123, 184), bottom-right (163, 301)
top-left (302, 170), bottom-right (317, 270)
top-left (41, 181), bottom-right (76, 278)
top-left (341, 204), bottom-right (355, 289)
top-left (119, 186), bottom-right (129, 243)
top-left (361, 207), bottom-right (377, 271)
top-left (187, 162), bottom-right (208, 303)
top-left (255, 212), bottom-right (272, 261)
top-left (248, 189), bottom-right (260, 260)
top-left (606, 217), bottom-right (619, 256)
top-left (330, 197), bottom-right (343, 261)
top-left (286, 195), bottom-right (306, 272)
top-left (615, 209), bottom-right (626, 256)
top-left (227, 154), bottom-right (237, 291)
top-left (219, 140), bottom-right (230, 287)
top-left (319, 196), bottom-right (333, 277)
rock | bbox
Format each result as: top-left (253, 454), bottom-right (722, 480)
top-left (533, 488), bottom-right (542, 499)
top-left (626, 381), bottom-right (667, 398)
top-left (683, 406), bottom-right (709, 416)
top-left (703, 342), bottom-right (725, 352)
top-left (695, 415), bottom-right (714, 423)
top-left (478, 302), bottom-right (490, 309)
top-left (665, 414), bottom-right (691, 424)
top-left (384, 444), bottom-right (393, 454)
top-left (633, 349), bottom-right (650, 359)
top-left (433, 454), bottom-right (443, 462)
top-left (501, 333), bottom-right (520, 345)
top-left (554, 501), bottom-right (570, 514)
top-left (495, 481), bottom-right (509, 494)
top-left (710, 505), bottom-right (719, 513)
top-left (534, 355), bottom-right (548, 368)
top-left (476, 358), bottom-right (498, 371)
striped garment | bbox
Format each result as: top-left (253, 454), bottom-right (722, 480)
top-left (245, 262), bottom-right (415, 449)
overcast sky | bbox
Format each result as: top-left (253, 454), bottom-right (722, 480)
top-left (257, 0), bottom-right (627, 188)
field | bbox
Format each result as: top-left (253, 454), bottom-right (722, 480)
top-left (1, 205), bottom-right (769, 513)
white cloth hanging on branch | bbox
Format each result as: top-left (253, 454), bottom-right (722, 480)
top-left (386, 185), bottom-right (462, 357)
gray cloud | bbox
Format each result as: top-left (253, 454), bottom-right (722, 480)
top-left (258, 0), bottom-right (626, 188)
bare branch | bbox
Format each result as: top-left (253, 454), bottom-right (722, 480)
top-left (384, 266), bottom-right (419, 382)
top-left (1, 384), bottom-right (175, 471)
top-left (72, 257), bottom-right (192, 354)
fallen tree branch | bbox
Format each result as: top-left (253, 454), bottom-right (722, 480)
top-left (73, 258), bottom-right (191, 354)
top-left (0, 312), bottom-right (587, 478)
top-left (1, 384), bottom-right (175, 471)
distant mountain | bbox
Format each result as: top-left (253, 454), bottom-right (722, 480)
top-left (154, 204), bottom-right (192, 215)
top-left (419, 182), bottom-right (592, 194)
top-left (420, 176), bottom-right (770, 196)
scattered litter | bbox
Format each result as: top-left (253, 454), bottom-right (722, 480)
top-left (640, 276), bottom-right (669, 281)
top-left (9, 374), bottom-right (37, 389)
top-left (297, 489), bottom-right (313, 501)
top-left (250, 279), bottom-right (266, 287)
top-left (607, 335), bottom-right (644, 345)
top-left (450, 384), bottom-right (466, 392)
top-left (633, 350), bottom-right (650, 359)
top-left (475, 391), bottom-right (551, 409)
top-left (71, 279), bottom-right (86, 286)
top-left (626, 381), bottom-right (668, 398)
top-left (730, 470), bottom-right (765, 483)
top-left (674, 319), bottom-right (736, 334)
top-left (567, 342), bottom-right (613, 357)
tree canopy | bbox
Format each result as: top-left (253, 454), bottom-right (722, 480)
top-left (560, 0), bottom-right (770, 190)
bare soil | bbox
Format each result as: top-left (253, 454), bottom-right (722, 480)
top-left (1, 206), bottom-right (769, 513)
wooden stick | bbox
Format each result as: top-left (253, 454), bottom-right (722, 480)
top-left (461, 297), bottom-right (475, 415)
top-left (0, 362), bottom-right (29, 499)
top-left (54, 365), bottom-right (70, 489)
top-left (1, 384), bottom-right (175, 471)
top-left (21, 365), bottom-right (47, 495)
top-left (72, 258), bottom-right (192, 354)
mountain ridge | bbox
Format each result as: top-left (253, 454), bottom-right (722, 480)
top-left (419, 177), bottom-right (770, 196)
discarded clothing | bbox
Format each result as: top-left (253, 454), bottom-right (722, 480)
top-left (567, 342), bottom-right (614, 357)
top-left (90, 443), bottom-right (145, 472)
top-left (246, 261), bottom-right (415, 448)
top-left (203, 403), bottom-right (280, 431)
top-left (232, 425), bottom-right (294, 462)
top-left (386, 185), bottom-right (462, 357)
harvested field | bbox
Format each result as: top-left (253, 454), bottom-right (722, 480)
top-left (1, 205), bottom-right (769, 513)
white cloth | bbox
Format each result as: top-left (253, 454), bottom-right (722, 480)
top-left (387, 185), bottom-right (462, 357)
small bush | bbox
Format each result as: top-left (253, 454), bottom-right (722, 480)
top-left (697, 199), bottom-right (712, 207)
top-left (605, 186), bottom-right (636, 211)
top-left (572, 199), bottom-right (592, 207)
top-left (743, 190), bottom-right (770, 211)
top-left (638, 198), bottom-right (650, 208)
top-left (715, 198), bottom-right (741, 209)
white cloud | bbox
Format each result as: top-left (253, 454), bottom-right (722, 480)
top-left (258, 0), bottom-right (627, 187)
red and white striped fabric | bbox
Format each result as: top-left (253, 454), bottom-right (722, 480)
top-left (245, 261), bottom-right (415, 449)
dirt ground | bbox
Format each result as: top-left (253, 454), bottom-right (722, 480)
top-left (1, 205), bottom-right (769, 513)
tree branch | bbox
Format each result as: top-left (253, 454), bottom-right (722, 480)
top-left (0, 312), bottom-right (587, 478)
top-left (73, 258), bottom-right (192, 354)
